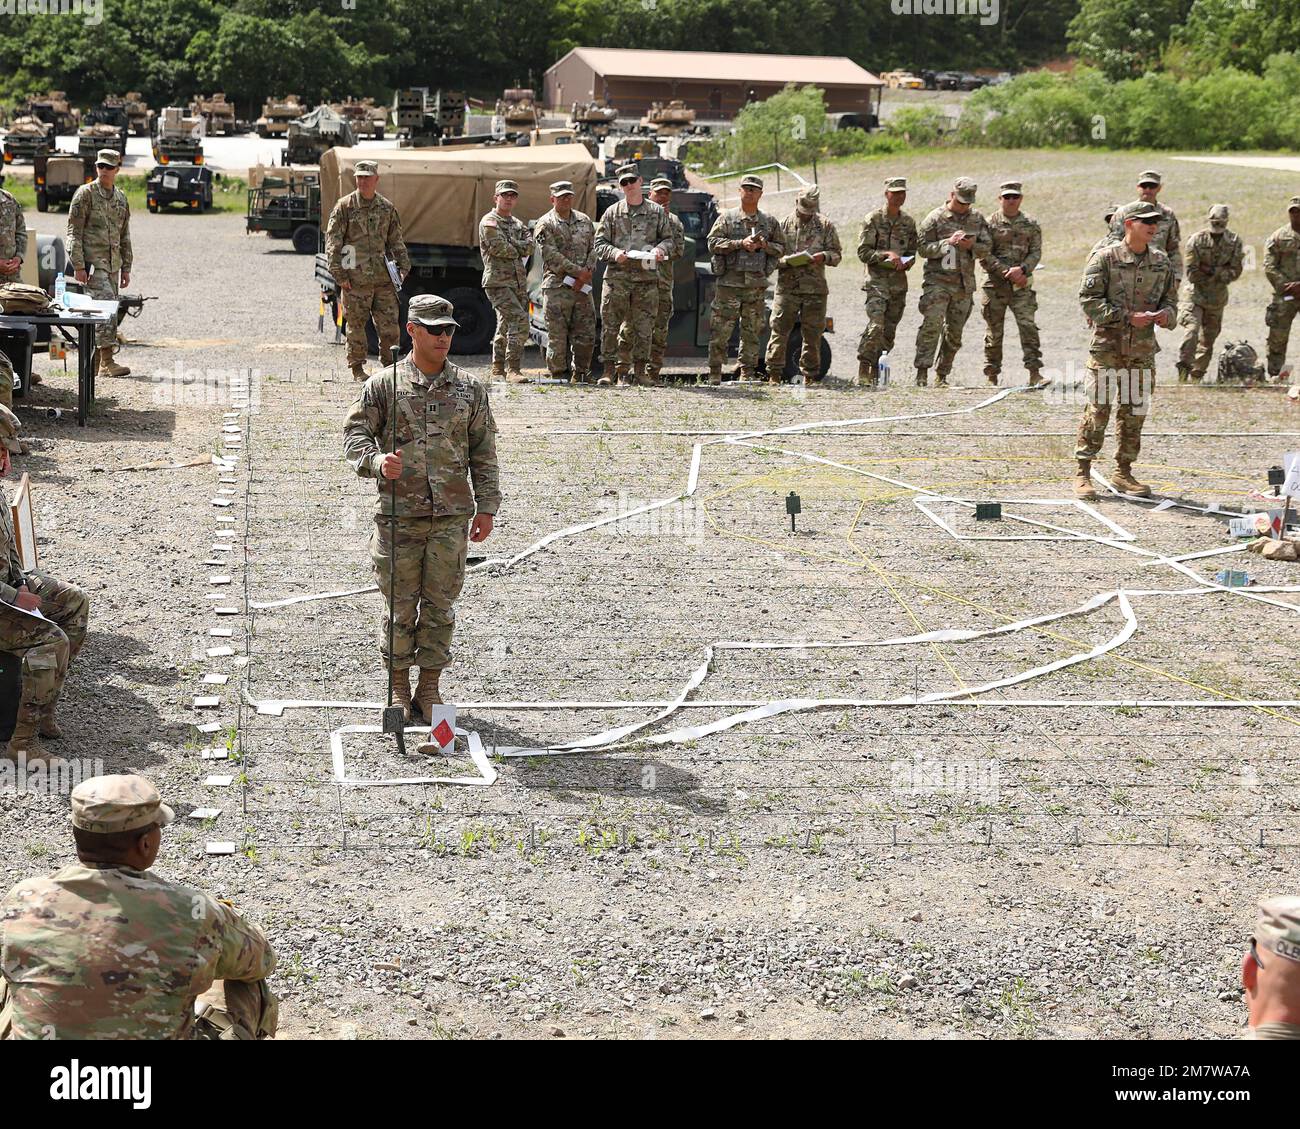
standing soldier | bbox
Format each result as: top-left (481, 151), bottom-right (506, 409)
top-left (535, 180), bottom-right (597, 383)
top-left (913, 177), bottom-right (991, 387)
top-left (980, 181), bottom-right (1044, 387)
top-left (1111, 170), bottom-right (1181, 283)
top-left (1074, 204), bottom-right (1176, 501)
top-left (765, 186), bottom-right (841, 385)
top-left (325, 158), bottom-right (410, 383)
top-left (478, 179), bottom-right (533, 384)
top-left (1090, 203), bottom-right (1122, 260)
top-left (0, 774), bottom-right (278, 1040)
top-left (856, 175), bottom-right (917, 387)
top-left (0, 169), bottom-right (25, 286)
top-left (1, 406), bottom-right (90, 762)
top-left (616, 175), bottom-right (684, 385)
top-left (706, 174), bottom-right (783, 386)
top-left (1264, 196), bottom-right (1300, 381)
top-left (594, 165), bottom-right (675, 387)
top-left (1177, 204), bottom-right (1243, 383)
top-left (342, 294), bottom-right (500, 719)
top-left (66, 149), bottom-right (132, 378)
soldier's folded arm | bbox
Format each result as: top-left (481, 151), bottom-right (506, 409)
top-left (342, 388), bottom-right (386, 479)
top-left (468, 390), bottom-right (502, 515)
top-left (209, 896), bottom-right (277, 983)
top-left (481, 219), bottom-right (521, 261)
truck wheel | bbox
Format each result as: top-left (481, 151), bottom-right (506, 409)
top-left (443, 287), bottom-right (495, 355)
top-left (780, 330), bottom-right (833, 381)
top-left (291, 224), bottom-right (319, 255)
top-left (36, 191), bottom-right (48, 213)
top-left (374, 127), bottom-right (384, 140)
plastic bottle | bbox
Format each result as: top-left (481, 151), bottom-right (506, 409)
top-left (878, 351), bottom-right (890, 388)
top-left (54, 271), bottom-right (66, 305)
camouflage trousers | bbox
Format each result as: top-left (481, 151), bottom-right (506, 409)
top-left (342, 284), bottom-right (400, 369)
top-left (1177, 301), bottom-right (1224, 377)
top-left (543, 285), bottom-right (596, 379)
top-left (370, 514), bottom-right (468, 672)
top-left (618, 279), bottom-right (673, 373)
top-left (708, 285), bottom-right (764, 376)
top-left (192, 979), bottom-right (280, 1041)
top-left (1264, 295), bottom-right (1298, 376)
top-left (85, 265), bottom-right (119, 350)
top-left (765, 290), bottom-right (826, 380)
top-left (914, 283), bottom-right (974, 376)
top-left (1074, 360), bottom-right (1156, 463)
top-left (856, 282), bottom-right (907, 375)
top-left (486, 284), bottom-right (529, 372)
top-left (982, 283), bottom-right (1042, 373)
top-left (0, 571), bottom-right (89, 739)
top-left (600, 275), bottom-right (658, 374)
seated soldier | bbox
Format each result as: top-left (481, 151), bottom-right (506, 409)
top-left (0, 774), bottom-right (279, 1040)
top-left (0, 405), bottom-right (89, 760)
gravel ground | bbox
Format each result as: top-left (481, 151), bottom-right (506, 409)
top-left (2, 149), bottom-right (1299, 1040)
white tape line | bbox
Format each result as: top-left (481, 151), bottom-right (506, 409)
top-left (330, 725), bottom-right (497, 787)
top-left (250, 584), bottom-right (379, 611)
top-left (914, 496), bottom-right (1137, 543)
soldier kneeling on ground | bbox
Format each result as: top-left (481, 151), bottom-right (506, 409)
top-left (0, 774), bottom-right (278, 1040)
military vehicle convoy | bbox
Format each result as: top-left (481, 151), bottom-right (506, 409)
top-left (256, 95), bottom-right (304, 139)
top-left (152, 106), bottom-right (205, 164)
top-left (33, 150), bottom-right (89, 211)
top-left (191, 93), bottom-right (237, 136)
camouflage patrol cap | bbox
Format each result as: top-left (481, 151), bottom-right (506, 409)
top-left (71, 774), bottom-right (175, 834)
top-left (95, 149), bottom-right (121, 168)
top-left (795, 186), bottom-right (820, 214)
top-left (1208, 204), bottom-right (1229, 230)
top-left (494, 179), bottom-right (519, 195)
top-left (616, 164), bottom-right (640, 184)
top-left (0, 403), bottom-right (19, 445)
top-left (739, 174), bottom-right (764, 190)
top-left (1127, 203), bottom-right (1163, 223)
top-left (549, 180), bottom-right (575, 196)
top-left (407, 292), bottom-right (459, 328)
top-left (1288, 196), bottom-right (1300, 212)
top-left (353, 159), bottom-right (379, 176)
top-left (648, 177), bottom-right (674, 192)
top-left (953, 177), bottom-right (977, 203)
top-left (1104, 202), bottom-right (1121, 221)
top-left (998, 180), bottom-right (1022, 196)
top-left (1256, 896), bottom-right (1300, 964)
top-left (884, 176), bottom-right (907, 191)
top-left (1137, 169), bottom-right (1161, 186)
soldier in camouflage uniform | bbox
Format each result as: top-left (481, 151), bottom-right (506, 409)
top-left (1075, 204), bottom-right (1177, 501)
top-left (0, 774), bottom-right (277, 1040)
top-left (856, 175), bottom-right (917, 387)
top-left (1110, 170), bottom-right (1181, 284)
top-left (478, 179), bottom-right (533, 383)
top-left (0, 170), bottom-right (26, 287)
top-left (1241, 895), bottom-right (1300, 1041)
top-left (617, 176), bottom-right (684, 384)
top-left (325, 158), bottom-right (411, 383)
top-left (1263, 197), bottom-right (1300, 380)
top-left (980, 181), bottom-right (1044, 386)
top-left (342, 294), bottom-right (500, 718)
top-left (913, 177), bottom-right (991, 387)
top-left (1177, 204), bottom-right (1244, 383)
top-left (706, 174), bottom-right (783, 386)
top-left (595, 165), bottom-right (675, 387)
top-left (765, 186), bottom-right (841, 385)
top-left (66, 149), bottom-right (132, 378)
top-left (536, 180), bottom-right (597, 383)
top-left (0, 407), bottom-right (89, 762)
top-left (1090, 204), bottom-right (1122, 260)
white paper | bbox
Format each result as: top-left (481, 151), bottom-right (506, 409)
top-left (1283, 451), bottom-right (1300, 497)
top-left (562, 275), bottom-right (593, 294)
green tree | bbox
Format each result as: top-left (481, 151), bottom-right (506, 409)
top-left (1067, 0), bottom-right (1191, 80)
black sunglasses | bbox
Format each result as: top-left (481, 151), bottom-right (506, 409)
top-left (416, 324), bottom-right (454, 336)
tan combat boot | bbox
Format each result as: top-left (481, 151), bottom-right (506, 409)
top-left (391, 668), bottom-right (413, 721)
top-left (984, 365), bottom-right (999, 385)
top-left (413, 668), bottom-right (442, 720)
top-left (935, 372), bottom-right (949, 388)
top-left (1027, 368), bottom-right (1047, 388)
top-left (1112, 460), bottom-right (1151, 496)
top-left (1074, 458), bottom-right (1097, 500)
top-left (5, 712), bottom-right (45, 762)
top-left (596, 371), bottom-right (615, 387)
top-left (98, 347), bottom-right (130, 377)
top-left (708, 369), bottom-right (722, 386)
top-left (38, 704), bottom-right (63, 740)
top-left (914, 368), bottom-right (928, 387)
top-left (349, 364), bottom-right (368, 382)
top-left (506, 369), bottom-right (529, 384)
top-left (1176, 365), bottom-right (1190, 383)
top-left (858, 360), bottom-right (877, 387)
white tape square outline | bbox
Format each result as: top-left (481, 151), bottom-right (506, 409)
top-left (914, 496), bottom-right (1136, 543)
top-left (330, 724), bottom-right (497, 788)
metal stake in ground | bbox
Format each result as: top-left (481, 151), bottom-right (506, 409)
top-left (382, 343), bottom-right (406, 755)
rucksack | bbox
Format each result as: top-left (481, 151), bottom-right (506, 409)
top-left (0, 282), bottom-right (51, 315)
top-left (1218, 340), bottom-right (1265, 383)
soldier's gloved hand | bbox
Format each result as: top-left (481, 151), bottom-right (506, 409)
top-left (379, 449), bottom-right (403, 479)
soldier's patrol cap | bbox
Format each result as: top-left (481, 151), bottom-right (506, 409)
top-left (953, 177), bottom-right (977, 203)
top-left (494, 179), bottom-right (519, 195)
top-left (71, 774), bottom-right (175, 834)
top-left (407, 292), bottom-right (459, 328)
top-left (1137, 169), bottom-right (1162, 186)
top-left (884, 176), bottom-right (907, 191)
top-left (549, 180), bottom-right (574, 196)
top-left (1127, 203), bottom-right (1163, 222)
top-left (353, 159), bottom-right (379, 176)
top-left (1288, 196), bottom-right (1300, 212)
top-left (616, 164), bottom-right (640, 184)
top-left (998, 180), bottom-right (1023, 196)
top-left (1208, 204), bottom-right (1229, 229)
top-left (94, 149), bottom-right (121, 168)
top-left (0, 403), bottom-right (19, 444)
top-left (1104, 202), bottom-right (1121, 221)
top-left (1255, 896), bottom-right (1300, 964)
top-left (648, 177), bottom-right (674, 192)
top-left (739, 174), bottom-right (764, 190)
top-left (795, 186), bottom-right (819, 213)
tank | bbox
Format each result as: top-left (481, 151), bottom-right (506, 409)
top-left (255, 95), bottom-right (304, 139)
top-left (3, 116), bottom-right (55, 162)
top-left (639, 100), bottom-right (697, 135)
top-left (568, 100), bottom-right (619, 140)
top-left (191, 93), bottom-right (237, 136)
top-left (495, 88), bottom-right (540, 130)
top-left (282, 105), bottom-right (356, 165)
top-left (333, 97), bottom-right (386, 140)
top-left (124, 92), bottom-right (154, 137)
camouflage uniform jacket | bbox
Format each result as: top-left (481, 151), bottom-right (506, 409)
top-left (0, 863), bottom-right (275, 1041)
top-left (0, 483), bottom-right (28, 605)
top-left (1079, 240), bottom-right (1176, 364)
top-left (657, 211), bottom-right (686, 286)
top-left (774, 212), bottom-right (842, 296)
top-left (343, 356), bottom-right (501, 518)
top-left (857, 207), bottom-right (918, 292)
top-left (1110, 201), bottom-right (1181, 281)
top-left (981, 210), bottom-right (1042, 288)
top-left (595, 198), bottom-right (676, 284)
top-left (325, 190), bottom-right (410, 289)
top-left (66, 181), bottom-right (131, 273)
top-left (917, 205), bottom-right (991, 293)
top-left (535, 207), bottom-right (596, 290)
top-left (707, 207), bottom-right (784, 290)
top-left (0, 189), bottom-right (26, 264)
top-left (1264, 224), bottom-right (1300, 296)
top-left (1181, 228), bottom-right (1243, 308)
top-left (477, 209), bottom-right (533, 290)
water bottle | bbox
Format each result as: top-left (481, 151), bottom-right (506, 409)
top-left (878, 351), bottom-right (890, 387)
top-left (54, 271), bottom-right (66, 305)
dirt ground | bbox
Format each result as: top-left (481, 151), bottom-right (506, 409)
top-left (2, 147), bottom-right (1299, 1040)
